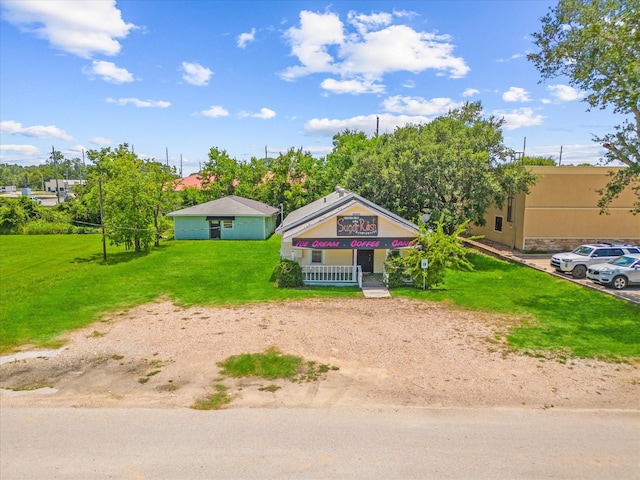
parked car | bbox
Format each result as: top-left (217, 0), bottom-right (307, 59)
top-left (28, 196), bottom-right (42, 205)
top-left (586, 254), bottom-right (640, 290)
top-left (550, 242), bottom-right (640, 279)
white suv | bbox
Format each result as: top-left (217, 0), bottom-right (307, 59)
top-left (550, 242), bottom-right (640, 279)
top-left (587, 254), bottom-right (640, 290)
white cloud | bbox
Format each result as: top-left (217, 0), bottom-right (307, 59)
top-left (200, 106), bottom-right (230, 117)
top-left (106, 97), bottom-right (171, 108)
top-left (83, 60), bottom-right (133, 83)
top-left (281, 9), bottom-right (469, 90)
top-left (462, 88), bottom-right (479, 97)
top-left (237, 28), bottom-right (256, 48)
top-left (90, 137), bottom-right (112, 146)
top-left (524, 143), bottom-right (606, 165)
top-left (0, 144), bottom-right (41, 157)
top-left (320, 77), bottom-right (385, 95)
top-left (382, 96), bottom-right (459, 116)
top-left (304, 113), bottom-right (433, 137)
top-left (494, 108), bottom-right (544, 130)
top-left (347, 10), bottom-right (393, 35)
top-left (1, 0), bottom-right (136, 58)
top-left (0, 120), bottom-right (72, 140)
top-left (239, 108), bottom-right (276, 119)
top-left (547, 84), bottom-right (584, 102)
top-left (497, 53), bottom-right (524, 63)
top-left (502, 87), bottom-right (531, 102)
top-left (181, 62), bottom-right (213, 86)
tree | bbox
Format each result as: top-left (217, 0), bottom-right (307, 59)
top-left (84, 145), bottom-right (166, 252)
top-left (384, 216), bottom-right (475, 289)
top-left (200, 147), bottom-right (239, 199)
top-left (528, 0), bottom-right (640, 213)
top-left (346, 102), bottom-right (537, 233)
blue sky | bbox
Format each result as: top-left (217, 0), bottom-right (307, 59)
top-left (0, 0), bottom-right (620, 176)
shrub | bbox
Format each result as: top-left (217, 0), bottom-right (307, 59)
top-left (273, 259), bottom-right (303, 288)
top-left (383, 251), bottom-right (410, 288)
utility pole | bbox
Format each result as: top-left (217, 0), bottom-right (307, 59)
top-left (52, 146), bottom-right (60, 204)
top-left (166, 147), bottom-right (169, 166)
top-left (180, 154), bottom-right (183, 177)
top-left (99, 178), bottom-right (107, 261)
top-left (376, 116), bottom-right (379, 137)
top-left (559, 146), bottom-right (563, 166)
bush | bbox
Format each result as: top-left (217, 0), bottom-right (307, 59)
top-left (273, 259), bottom-right (303, 288)
top-left (383, 251), bottom-right (410, 288)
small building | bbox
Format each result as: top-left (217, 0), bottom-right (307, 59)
top-left (470, 166), bottom-right (640, 251)
top-left (276, 187), bottom-right (418, 286)
top-left (44, 179), bottom-right (85, 194)
top-left (167, 195), bottom-right (279, 240)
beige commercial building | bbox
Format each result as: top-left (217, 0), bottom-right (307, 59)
top-left (470, 166), bottom-right (639, 251)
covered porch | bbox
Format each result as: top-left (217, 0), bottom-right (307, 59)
top-left (301, 264), bottom-right (363, 287)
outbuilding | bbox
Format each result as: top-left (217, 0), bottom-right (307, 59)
top-left (276, 187), bottom-right (418, 286)
top-left (168, 195), bottom-right (279, 240)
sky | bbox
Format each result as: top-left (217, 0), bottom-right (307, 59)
top-left (0, 0), bottom-right (622, 176)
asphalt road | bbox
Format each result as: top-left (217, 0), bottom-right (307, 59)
top-left (2, 407), bottom-right (638, 479)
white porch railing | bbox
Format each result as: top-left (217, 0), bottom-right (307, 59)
top-left (302, 265), bottom-right (362, 287)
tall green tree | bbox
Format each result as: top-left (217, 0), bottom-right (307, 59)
top-left (346, 102), bottom-right (537, 233)
top-left (84, 145), bottom-right (167, 252)
top-left (528, 0), bottom-right (640, 213)
top-left (200, 147), bottom-right (239, 199)
top-left (259, 148), bottom-right (323, 215)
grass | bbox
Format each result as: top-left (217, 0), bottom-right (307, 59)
top-left (190, 347), bottom-right (339, 409)
top-left (396, 254), bottom-right (640, 360)
top-left (190, 384), bottom-right (232, 410)
top-left (1, 235), bottom-right (638, 361)
top-left (0, 234), bottom-right (359, 353)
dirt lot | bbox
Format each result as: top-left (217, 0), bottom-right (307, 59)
top-left (1, 298), bottom-right (638, 410)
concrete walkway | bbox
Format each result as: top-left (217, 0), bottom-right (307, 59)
top-left (362, 285), bottom-right (391, 298)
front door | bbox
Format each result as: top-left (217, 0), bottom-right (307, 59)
top-left (357, 249), bottom-right (374, 274)
top-left (209, 221), bottom-right (221, 239)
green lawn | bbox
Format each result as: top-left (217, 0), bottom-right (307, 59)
top-left (1, 235), bottom-right (638, 361)
top-left (396, 254), bottom-right (640, 360)
top-left (0, 234), bottom-right (359, 353)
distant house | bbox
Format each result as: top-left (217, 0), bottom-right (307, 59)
top-left (167, 195), bottom-right (279, 240)
top-left (44, 179), bottom-right (85, 194)
top-left (174, 173), bottom-right (212, 191)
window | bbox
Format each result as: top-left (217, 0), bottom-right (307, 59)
top-left (494, 216), bottom-right (503, 232)
top-left (311, 250), bottom-right (322, 264)
top-left (222, 220), bottom-right (234, 229)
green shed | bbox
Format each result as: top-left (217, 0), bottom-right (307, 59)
top-left (168, 195), bottom-right (280, 240)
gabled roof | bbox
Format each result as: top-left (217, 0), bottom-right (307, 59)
top-left (276, 187), bottom-right (418, 237)
top-left (168, 195), bottom-right (279, 217)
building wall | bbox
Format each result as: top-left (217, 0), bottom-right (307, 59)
top-left (173, 215), bottom-right (276, 240)
top-left (173, 216), bottom-right (209, 240)
top-left (283, 201), bottom-right (417, 274)
top-left (470, 166), bottom-right (640, 251)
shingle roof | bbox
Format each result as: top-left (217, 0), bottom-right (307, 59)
top-left (168, 195), bottom-right (279, 217)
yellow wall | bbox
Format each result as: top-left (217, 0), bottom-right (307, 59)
top-left (470, 166), bottom-right (639, 251)
top-left (301, 204), bottom-right (414, 238)
top-left (282, 201), bottom-right (417, 273)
